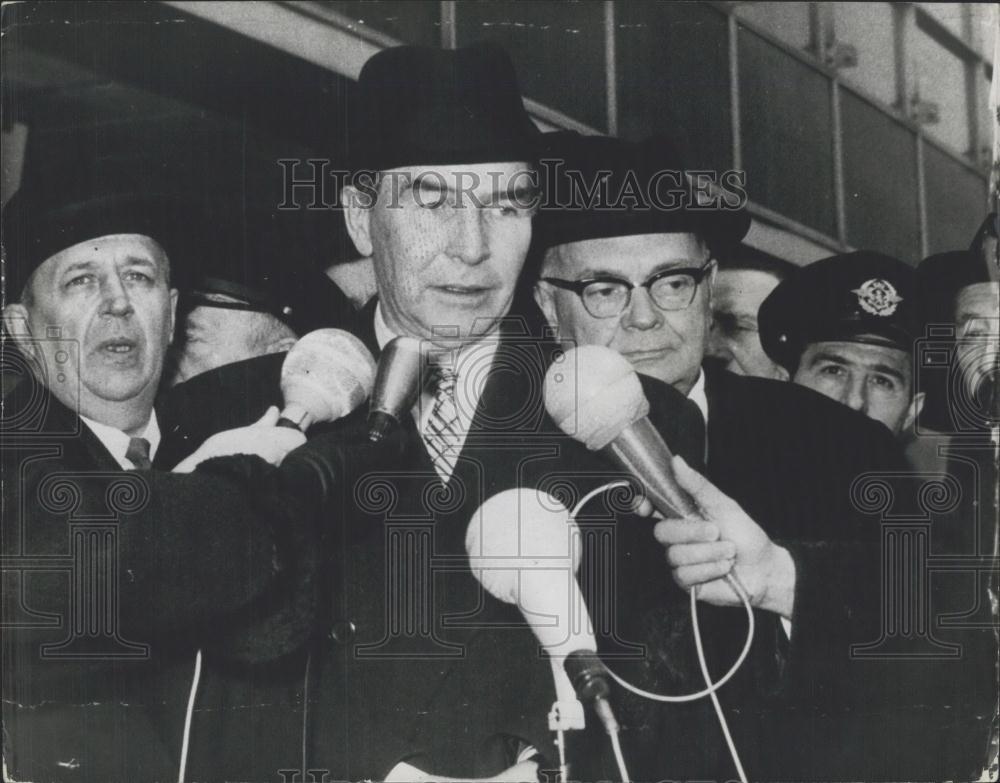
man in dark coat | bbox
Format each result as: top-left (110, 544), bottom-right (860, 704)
top-left (531, 132), bottom-right (993, 781)
top-left (159, 43), bottom-right (642, 781)
top-left (1, 192), bottom-right (308, 781)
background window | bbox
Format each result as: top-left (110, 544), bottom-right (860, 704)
top-left (738, 26), bottom-right (837, 237)
top-left (616, 1), bottom-right (732, 171)
top-left (455, 0), bottom-right (607, 131)
top-left (326, 2), bottom-right (441, 47)
top-left (841, 91), bottom-right (921, 262)
top-left (910, 25), bottom-right (971, 153)
top-left (918, 2), bottom-right (966, 40)
top-left (969, 2), bottom-right (997, 60)
top-left (830, 2), bottom-right (897, 107)
top-left (732, 2), bottom-right (813, 51)
top-left (924, 143), bottom-right (990, 254)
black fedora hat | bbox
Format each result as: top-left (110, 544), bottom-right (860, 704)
top-left (759, 251), bottom-right (923, 372)
top-left (349, 43), bottom-right (540, 173)
top-left (2, 190), bottom-right (203, 300)
top-left (533, 132), bottom-right (750, 254)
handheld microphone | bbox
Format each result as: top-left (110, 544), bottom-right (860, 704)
top-left (544, 345), bottom-right (699, 518)
top-left (367, 336), bottom-right (423, 442)
top-left (279, 329), bottom-right (377, 431)
top-left (466, 487), bottom-right (619, 734)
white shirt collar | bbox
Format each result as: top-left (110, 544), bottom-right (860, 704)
top-left (80, 411), bottom-right (161, 470)
top-left (687, 369), bottom-right (709, 424)
top-left (373, 303), bottom-right (396, 352)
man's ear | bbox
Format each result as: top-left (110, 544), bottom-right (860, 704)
top-left (533, 281), bottom-right (560, 335)
top-left (2, 303), bottom-right (39, 361)
top-left (902, 391), bottom-right (926, 433)
top-left (342, 185), bottom-right (374, 258)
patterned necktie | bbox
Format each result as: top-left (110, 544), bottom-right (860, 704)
top-left (423, 366), bottom-right (462, 482)
top-left (125, 437), bottom-right (153, 470)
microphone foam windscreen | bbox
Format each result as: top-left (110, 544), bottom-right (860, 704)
top-left (544, 345), bottom-right (650, 450)
top-left (281, 329), bottom-right (377, 424)
top-left (465, 488), bottom-right (579, 605)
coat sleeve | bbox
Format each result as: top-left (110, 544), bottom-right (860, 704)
top-left (3, 447), bottom-right (326, 659)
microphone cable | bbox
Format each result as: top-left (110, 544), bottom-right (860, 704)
top-left (177, 648), bottom-right (203, 783)
top-left (571, 481), bottom-right (754, 783)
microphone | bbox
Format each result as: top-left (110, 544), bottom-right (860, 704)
top-left (544, 345), bottom-right (699, 518)
top-left (466, 488), bottom-right (618, 734)
top-left (278, 329), bottom-right (377, 431)
top-left (367, 336), bottom-right (423, 442)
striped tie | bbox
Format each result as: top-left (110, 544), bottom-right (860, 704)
top-left (423, 366), bottom-right (462, 482)
top-left (125, 437), bottom-right (153, 470)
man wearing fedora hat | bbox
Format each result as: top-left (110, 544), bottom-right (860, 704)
top-left (757, 251), bottom-right (926, 437)
top-left (530, 132), bottom-right (990, 780)
top-left (170, 44), bottom-right (703, 782)
top-left (0, 190), bottom-right (315, 780)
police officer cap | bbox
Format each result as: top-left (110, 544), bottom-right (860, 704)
top-left (178, 206), bottom-right (353, 336)
top-left (759, 251), bottom-right (922, 372)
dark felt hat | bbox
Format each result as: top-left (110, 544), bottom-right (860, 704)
top-left (180, 207), bottom-right (354, 336)
top-left (918, 213), bottom-right (999, 322)
top-left (349, 43), bottom-right (540, 172)
top-left (759, 251), bottom-right (923, 372)
top-left (2, 190), bottom-right (200, 300)
top-left (533, 132), bottom-right (751, 254)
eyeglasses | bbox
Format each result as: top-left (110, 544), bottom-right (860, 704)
top-left (542, 260), bottom-right (714, 319)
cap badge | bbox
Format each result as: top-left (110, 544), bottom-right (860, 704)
top-left (852, 278), bottom-right (902, 317)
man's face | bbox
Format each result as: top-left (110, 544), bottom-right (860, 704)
top-left (953, 282), bottom-right (1000, 408)
top-left (792, 340), bottom-right (921, 434)
top-left (534, 232), bottom-right (713, 395)
top-left (167, 301), bottom-right (296, 387)
top-left (345, 162), bottom-right (536, 344)
top-left (8, 234), bottom-right (177, 423)
top-left (708, 268), bottom-right (788, 380)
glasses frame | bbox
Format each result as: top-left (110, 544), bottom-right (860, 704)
top-left (541, 259), bottom-right (715, 319)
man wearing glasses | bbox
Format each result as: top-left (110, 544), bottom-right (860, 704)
top-left (530, 133), bottom-right (982, 782)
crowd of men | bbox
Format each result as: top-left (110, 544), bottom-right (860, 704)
top-left (2, 41), bottom-right (997, 783)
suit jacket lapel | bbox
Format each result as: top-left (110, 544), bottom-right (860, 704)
top-left (702, 365), bottom-right (735, 474)
top-left (36, 390), bottom-right (123, 472)
top-left (464, 319), bottom-right (556, 441)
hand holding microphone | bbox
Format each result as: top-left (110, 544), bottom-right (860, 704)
top-left (544, 345), bottom-right (793, 616)
top-left (653, 456), bottom-right (796, 618)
